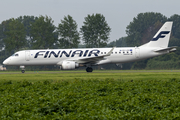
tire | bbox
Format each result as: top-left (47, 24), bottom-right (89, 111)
top-left (21, 70), bottom-right (25, 73)
top-left (86, 67), bottom-right (93, 72)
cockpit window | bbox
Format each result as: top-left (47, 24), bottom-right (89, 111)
top-left (11, 53), bottom-right (19, 57)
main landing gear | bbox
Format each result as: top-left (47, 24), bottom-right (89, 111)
top-left (86, 67), bottom-right (93, 72)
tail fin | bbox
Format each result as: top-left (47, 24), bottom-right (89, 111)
top-left (140, 21), bottom-right (173, 48)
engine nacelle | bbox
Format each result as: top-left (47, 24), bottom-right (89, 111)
top-left (61, 61), bottom-right (79, 70)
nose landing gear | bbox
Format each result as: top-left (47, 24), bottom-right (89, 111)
top-left (21, 70), bottom-right (25, 73)
top-left (20, 66), bottom-right (25, 73)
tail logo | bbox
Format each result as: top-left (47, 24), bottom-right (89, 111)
top-left (151, 31), bottom-right (170, 41)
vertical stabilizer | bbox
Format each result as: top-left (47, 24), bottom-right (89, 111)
top-left (140, 22), bottom-right (173, 48)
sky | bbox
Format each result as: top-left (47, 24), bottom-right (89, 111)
top-left (0, 0), bottom-right (180, 43)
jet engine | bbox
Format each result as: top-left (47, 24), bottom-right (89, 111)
top-left (61, 61), bottom-right (79, 70)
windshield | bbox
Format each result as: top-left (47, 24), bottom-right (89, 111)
top-left (11, 53), bottom-right (19, 57)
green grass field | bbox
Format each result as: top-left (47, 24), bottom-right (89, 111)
top-left (1, 70), bottom-right (180, 81)
top-left (0, 70), bottom-right (180, 119)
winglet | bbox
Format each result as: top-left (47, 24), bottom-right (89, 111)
top-left (105, 47), bottom-right (115, 56)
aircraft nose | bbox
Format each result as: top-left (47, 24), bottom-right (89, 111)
top-left (3, 59), bottom-right (9, 65)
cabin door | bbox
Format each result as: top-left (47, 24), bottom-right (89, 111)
top-left (25, 51), bottom-right (30, 61)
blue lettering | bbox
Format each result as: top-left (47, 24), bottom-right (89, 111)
top-left (71, 50), bottom-right (83, 57)
top-left (151, 31), bottom-right (170, 41)
top-left (83, 50), bottom-right (89, 57)
top-left (48, 51), bottom-right (61, 58)
top-left (35, 49), bottom-right (101, 58)
top-left (88, 50), bottom-right (100, 57)
top-left (34, 51), bottom-right (45, 58)
top-left (44, 51), bottom-right (49, 58)
top-left (60, 50), bottom-right (72, 57)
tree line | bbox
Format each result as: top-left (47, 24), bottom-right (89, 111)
top-left (1, 12), bottom-right (180, 70)
top-left (0, 14), bottom-right (111, 53)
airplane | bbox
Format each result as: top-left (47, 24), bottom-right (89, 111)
top-left (3, 21), bottom-right (176, 73)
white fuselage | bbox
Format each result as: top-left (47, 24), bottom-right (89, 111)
top-left (3, 47), bottom-right (166, 66)
top-left (3, 21), bottom-right (174, 72)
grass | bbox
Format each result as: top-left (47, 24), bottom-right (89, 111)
top-left (0, 70), bottom-right (180, 81)
top-left (0, 70), bottom-right (180, 119)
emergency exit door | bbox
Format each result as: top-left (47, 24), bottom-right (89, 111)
top-left (135, 47), bottom-right (140, 58)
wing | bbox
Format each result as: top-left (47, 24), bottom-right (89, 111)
top-left (74, 47), bottom-right (115, 64)
top-left (57, 47), bottom-right (115, 65)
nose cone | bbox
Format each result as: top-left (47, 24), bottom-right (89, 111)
top-left (3, 59), bottom-right (9, 65)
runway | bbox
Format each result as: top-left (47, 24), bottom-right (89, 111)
top-left (0, 70), bottom-right (180, 74)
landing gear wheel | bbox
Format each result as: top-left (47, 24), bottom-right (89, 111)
top-left (86, 67), bottom-right (93, 72)
top-left (21, 70), bottom-right (25, 73)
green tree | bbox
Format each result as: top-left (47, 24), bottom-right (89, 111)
top-left (168, 14), bottom-right (180, 48)
top-left (80, 14), bottom-right (111, 48)
top-left (17, 16), bottom-right (38, 48)
top-left (126, 12), bottom-right (167, 46)
top-left (0, 24), bottom-right (4, 51)
top-left (0, 20), bottom-right (12, 51)
top-left (57, 15), bottom-right (80, 48)
top-left (168, 14), bottom-right (180, 39)
top-left (30, 15), bottom-right (57, 49)
top-left (108, 37), bottom-right (127, 47)
top-left (3, 18), bottom-right (26, 53)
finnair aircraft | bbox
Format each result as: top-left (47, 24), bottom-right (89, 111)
top-left (3, 22), bottom-right (176, 73)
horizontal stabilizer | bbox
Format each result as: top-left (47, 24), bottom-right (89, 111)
top-left (154, 46), bottom-right (177, 52)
